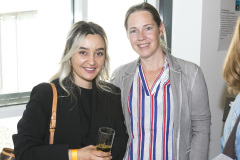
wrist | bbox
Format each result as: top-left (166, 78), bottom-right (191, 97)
top-left (72, 149), bottom-right (78, 160)
top-left (68, 149), bottom-right (78, 160)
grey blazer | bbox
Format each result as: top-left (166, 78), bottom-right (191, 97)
top-left (111, 53), bottom-right (211, 160)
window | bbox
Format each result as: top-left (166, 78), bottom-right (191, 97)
top-left (0, 0), bottom-right (72, 95)
top-left (0, 0), bottom-right (72, 151)
top-left (0, 11), bottom-right (38, 94)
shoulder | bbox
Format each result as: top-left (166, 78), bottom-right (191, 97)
top-left (110, 59), bottom-right (139, 86)
top-left (112, 58), bottom-right (139, 75)
top-left (24, 82), bottom-right (54, 114)
top-left (28, 82), bottom-right (60, 106)
top-left (30, 80), bottom-right (65, 101)
top-left (30, 83), bottom-right (53, 97)
top-left (98, 81), bottom-right (121, 94)
top-left (31, 80), bottom-right (62, 96)
top-left (167, 53), bottom-right (202, 78)
top-left (169, 53), bottom-right (200, 71)
top-left (177, 58), bottom-right (199, 70)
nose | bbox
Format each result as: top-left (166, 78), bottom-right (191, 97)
top-left (88, 54), bottom-right (95, 65)
top-left (137, 31), bottom-right (146, 41)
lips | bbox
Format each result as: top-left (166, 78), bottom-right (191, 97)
top-left (83, 67), bottom-right (96, 72)
top-left (138, 43), bottom-right (150, 48)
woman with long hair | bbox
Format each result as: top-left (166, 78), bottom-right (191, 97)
top-left (13, 21), bottom-right (128, 160)
top-left (221, 16), bottom-right (240, 160)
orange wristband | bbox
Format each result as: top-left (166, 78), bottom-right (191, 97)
top-left (72, 149), bottom-right (78, 160)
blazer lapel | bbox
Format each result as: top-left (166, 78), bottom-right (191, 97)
top-left (166, 53), bottom-right (182, 160)
top-left (122, 58), bottom-right (139, 110)
top-left (121, 59), bottom-right (139, 134)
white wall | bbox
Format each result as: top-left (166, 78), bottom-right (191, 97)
top-left (172, 0), bottom-right (202, 66)
top-left (172, 0), bottom-right (230, 159)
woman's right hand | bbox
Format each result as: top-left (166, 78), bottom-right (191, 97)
top-left (69, 145), bottom-right (112, 160)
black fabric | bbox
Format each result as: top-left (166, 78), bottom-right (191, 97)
top-left (77, 87), bottom-right (92, 148)
top-left (12, 79), bottom-right (128, 160)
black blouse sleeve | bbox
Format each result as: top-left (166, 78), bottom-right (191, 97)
top-left (102, 86), bottom-right (128, 160)
top-left (110, 93), bottom-right (128, 160)
top-left (12, 83), bottom-right (69, 160)
top-left (89, 82), bottom-right (128, 160)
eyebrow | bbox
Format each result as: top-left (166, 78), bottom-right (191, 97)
top-left (144, 24), bottom-right (154, 27)
top-left (129, 24), bottom-right (154, 30)
top-left (79, 47), bottom-right (105, 51)
top-left (97, 48), bottom-right (105, 51)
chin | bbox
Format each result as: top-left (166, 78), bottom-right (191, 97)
top-left (86, 78), bottom-right (95, 82)
top-left (139, 54), bottom-right (152, 59)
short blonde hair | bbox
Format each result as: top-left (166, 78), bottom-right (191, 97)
top-left (222, 16), bottom-right (240, 94)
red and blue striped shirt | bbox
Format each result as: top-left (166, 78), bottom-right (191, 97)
top-left (125, 59), bottom-right (174, 160)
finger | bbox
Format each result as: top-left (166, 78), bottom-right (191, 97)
top-left (104, 156), bottom-right (112, 160)
top-left (89, 145), bottom-right (97, 150)
top-left (91, 156), bottom-right (112, 160)
top-left (92, 150), bottom-right (111, 157)
top-left (95, 155), bottom-right (112, 160)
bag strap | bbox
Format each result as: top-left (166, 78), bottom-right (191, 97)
top-left (222, 112), bottom-right (240, 158)
top-left (1, 148), bottom-right (15, 159)
top-left (49, 83), bottom-right (58, 145)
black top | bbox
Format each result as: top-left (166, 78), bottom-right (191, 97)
top-left (77, 87), bottom-right (92, 148)
top-left (13, 79), bottom-right (128, 160)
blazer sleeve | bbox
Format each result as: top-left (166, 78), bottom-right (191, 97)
top-left (110, 91), bottom-right (128, 160)
top-left (110, 66), bottom-right (123, 89)
top-left (12, 83), bottom-right (69, 160)
top-left (189, 67), bottom-right (211, 160)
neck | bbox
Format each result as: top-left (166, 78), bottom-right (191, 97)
top-left (140, 52), bottom-right (166, 71)
top-left (73, 76), bottom-right (93, 89)
top-left (76, 82), bottom-right (92, 89)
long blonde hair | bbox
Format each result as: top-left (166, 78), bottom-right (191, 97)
top-left (50, 21), bottom-right (111, 95)
top-left (222, 16), bottom-right (240, 95)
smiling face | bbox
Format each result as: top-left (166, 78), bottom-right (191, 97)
top-left (71, 34), bottom-right (105, 88)
top-left (127, 11), bottom-right (163, 60)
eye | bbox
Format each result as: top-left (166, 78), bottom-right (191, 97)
top-left (96, 52), bottom-right (104, 56)
top-left (129, 29), bottom-right (136, 34)
top-left (79, 51), bottom-right (86, 55)
top-left (146, 27), bottom-right (152, 31)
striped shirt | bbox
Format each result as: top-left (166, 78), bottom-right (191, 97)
top-left (125, 59), bottom-right (174, 160)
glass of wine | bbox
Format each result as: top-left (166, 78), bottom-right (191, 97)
top-left (96, 127), bottom-right (115, 153)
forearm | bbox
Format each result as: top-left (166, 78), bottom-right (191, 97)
top-left (190, 118), bottom-right (210, 160)
top-left (68, 146), bottom-right (111, 160)
top-left (13, 142), bottom-right (69, 160)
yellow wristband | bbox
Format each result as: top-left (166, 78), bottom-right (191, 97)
top-left (72, 149), bottom-right (78, 160)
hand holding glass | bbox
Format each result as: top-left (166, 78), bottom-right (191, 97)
top-left (96, 127), bottom-right (115, 153)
